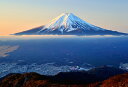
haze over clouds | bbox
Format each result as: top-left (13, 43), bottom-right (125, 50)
top-left (0, 45), bottom-right (19, 57)
top-left (0, 0), bottom-right (128, 35)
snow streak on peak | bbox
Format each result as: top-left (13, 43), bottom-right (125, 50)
top-left (38, 13), bottom-right (105, 33)
top-left (45, 13), bottom-right (92, 28)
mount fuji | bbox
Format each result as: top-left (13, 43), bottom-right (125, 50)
top-left (15, 13), bottom-right (127, 35)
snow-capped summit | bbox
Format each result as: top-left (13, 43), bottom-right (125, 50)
top-left (38, 13), bottom-right (106, 34)
top-left (15, 13), bottom-right (127, 35)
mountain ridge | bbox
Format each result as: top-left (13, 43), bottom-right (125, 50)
top-left (14, 13), bottom-right (127, 35)
top-left (0, 66), bottom-right (127, 87)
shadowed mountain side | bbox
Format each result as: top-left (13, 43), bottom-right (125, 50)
top-left (0, 66), bottom-right (127, 87)
top-left (14, 26), bottom-right (43, 35)
top-left (15, 27), bottom-right (127, 36)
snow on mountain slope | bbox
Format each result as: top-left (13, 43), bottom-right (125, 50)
top-left (38, 13), bottom-right (105, 33)
top-left (14, 13), bottom-right (127, 35)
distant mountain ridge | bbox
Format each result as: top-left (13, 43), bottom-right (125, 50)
top-left (15, 13), bottom-right (127, 35)
top-left (0, 66), bottom-right (127, 87)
